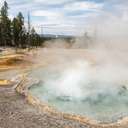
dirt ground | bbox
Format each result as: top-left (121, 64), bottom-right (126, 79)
top-left (0, 86), bottom-right (91, 128)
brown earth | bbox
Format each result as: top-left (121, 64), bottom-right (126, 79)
top-left (0, 86), bottom-right (90, 128)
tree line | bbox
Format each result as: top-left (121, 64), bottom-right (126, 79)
top-left (0, 1), bottom-right (43, 49)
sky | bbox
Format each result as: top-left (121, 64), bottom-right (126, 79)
top-left (0, 0), bottom-right (128, 35)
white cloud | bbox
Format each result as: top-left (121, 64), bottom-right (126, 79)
top-left (114, 3), bottom-right (128, 21)
top-left (1, 0), bottom-right (128, 35)
top-left (33, 0), bottom-right (69, 5)
top-left (64, 1), bottom-right (104, 11)
top-left (0, 0), bottom-right (4, 8)
top-left (32, 10), bottom-right (62, 17)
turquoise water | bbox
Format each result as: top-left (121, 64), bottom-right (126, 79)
top-left (29, 67), bottom-right (128, 123)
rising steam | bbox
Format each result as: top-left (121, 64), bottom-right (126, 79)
top-left (30, 1), bottom-right (128, 122)
top-left (39, 7), bottom-right (128, 101)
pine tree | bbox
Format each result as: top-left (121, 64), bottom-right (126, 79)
top-left (0, 1), bottom-right (43, 49)
top-left (12, 12), bottom-right (26, 49)
top-left (0, 1), bottom-right (11, 47)
top-left (30, 27), bottom-right (42, 47)
top-left (0, 19), bottom-right (2, 46)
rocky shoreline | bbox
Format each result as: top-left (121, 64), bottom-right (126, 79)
top-left (15, 75), bottom-right (128, 128)
top-left (0, 78), bottom-right (95, 128)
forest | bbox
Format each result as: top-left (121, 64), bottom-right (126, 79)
top-left (0, 1), bottom-right (42, 49)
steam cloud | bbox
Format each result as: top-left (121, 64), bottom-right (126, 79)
top-left (30, 0), bottom-right (128, 103)
top-left (30, 1), bottom-right (128, 122)
top-left (40, 5), bottom-right (128, 101)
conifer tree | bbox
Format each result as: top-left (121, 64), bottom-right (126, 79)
top-left (0, 1), bottom-right (11, 47)
top-left (0, 1), bottom-right (43, 49)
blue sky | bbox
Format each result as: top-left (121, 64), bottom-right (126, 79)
top-left (0, 0), bottom-right (128, 35)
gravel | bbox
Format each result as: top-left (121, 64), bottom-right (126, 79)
top-left (0, 87), bottom-right (90, 128)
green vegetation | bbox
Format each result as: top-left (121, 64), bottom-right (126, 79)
top-left (0, 1), bottom-right (42, 49)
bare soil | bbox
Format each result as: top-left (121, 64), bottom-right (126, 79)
top-left (0, 86), bottom-right (89, 128)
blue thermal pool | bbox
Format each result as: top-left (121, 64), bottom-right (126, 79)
top-left (29, 67), bottom-right (128, 123)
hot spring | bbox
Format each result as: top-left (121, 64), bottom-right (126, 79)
top-left (29, 58), bottom-right (128, 123)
